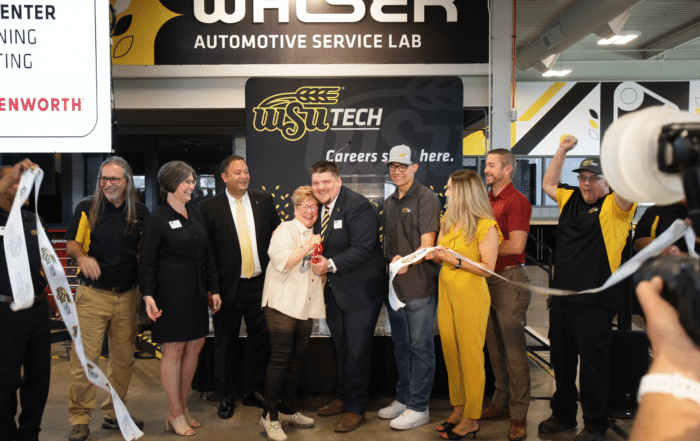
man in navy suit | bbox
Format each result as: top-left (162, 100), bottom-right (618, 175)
top-left (199, 156), bottom-right (281, 419)
top-left (310, 161), bottom-right (385, 433)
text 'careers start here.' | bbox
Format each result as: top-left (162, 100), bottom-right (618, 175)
top-left (326, 149), bottom-right (453, 164)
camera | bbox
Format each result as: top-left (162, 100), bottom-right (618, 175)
top-left (632, 256), bottom-right (700, 347)
top-left (601, 106), bottom-right (700, 347)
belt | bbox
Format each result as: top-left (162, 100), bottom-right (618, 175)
top-left (0, 292), bottom-right (47, 305)
top-left (500, 263), bottom-right (525, 272)
top-left (80, 280), bottom-right (134, 293)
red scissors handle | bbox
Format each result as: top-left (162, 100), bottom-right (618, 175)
top-left (311, 243), bottom-right (323, 264)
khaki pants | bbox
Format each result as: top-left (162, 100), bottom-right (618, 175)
top-left (68, 284), bottom-right (140, 425)
top-left (485, 266), bottom-right (532, 421)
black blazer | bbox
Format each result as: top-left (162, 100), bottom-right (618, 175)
top-left (315, 185), bottom-right (385, 312)
top-left (199, 190), bottom-right (281, 309)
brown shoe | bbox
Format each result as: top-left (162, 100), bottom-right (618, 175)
top-left (508, 419), bottom-right (527, 441)
top-left (334, 412), bottom-right (365, 433)
top-left (317, 398), bottom-right (344, 416)
top-left (480, 404), bottom-right (510, 420)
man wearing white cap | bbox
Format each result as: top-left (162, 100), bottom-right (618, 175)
top-left (378, 144), bottom-right (440, 430)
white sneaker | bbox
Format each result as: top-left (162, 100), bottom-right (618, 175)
top-left (260, 416), bottom-right (287, 441)
top-left (378, 400), bottom-right (407, 419)
top-left (389, 408), bottom-right (430, 430)
top-left (279, 411), bottom-right (314, 428)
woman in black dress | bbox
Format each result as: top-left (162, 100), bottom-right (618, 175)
top-left (140, 161), bottom-right (221, 436)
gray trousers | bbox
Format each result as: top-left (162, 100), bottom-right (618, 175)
top-left (485, 266), bottom-right (531, 421)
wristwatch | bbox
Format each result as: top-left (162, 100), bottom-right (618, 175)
top-left (454, 259), bottom-right (462, 270)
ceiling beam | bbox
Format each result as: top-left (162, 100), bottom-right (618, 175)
top-left (639, 18), bottom-right (700, 60)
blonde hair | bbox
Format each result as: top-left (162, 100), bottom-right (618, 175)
top-left (292, 186), bottom-right (317, 206)
top-left (442, 169), bottom-right (495, 243)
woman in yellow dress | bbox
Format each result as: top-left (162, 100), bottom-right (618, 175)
top-left (429, 169), bottom-right (501, 440)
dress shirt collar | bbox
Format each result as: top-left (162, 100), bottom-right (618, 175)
top-left (324, 191), bottom-right (340, 216)
top-left (226, 188), bottom-right (250, 206)
top-left (489, 181), bottom-right (516, 201)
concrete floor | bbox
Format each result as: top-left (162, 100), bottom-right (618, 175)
top-left (35, 266), bottom-right (637, 440)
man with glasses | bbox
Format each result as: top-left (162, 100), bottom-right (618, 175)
top-left (377, 145), bottom-right (440, 430)
top-left (65, 157), bottom-right (149, 441)
top-left (539, 136), bottom-right (636, 441)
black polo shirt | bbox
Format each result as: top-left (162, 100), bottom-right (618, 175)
top-left (0, 208), bottom-right (47, 296)
top-left (381, 179), bottom-right (440, 301)
top-left (634, 203), bottom-right (698, 254)
top-left (552, 184), bottom-right (635, 306)
top-left (64, 199), bottom-right (149, 288)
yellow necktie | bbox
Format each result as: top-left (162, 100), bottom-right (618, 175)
top-left (236, 199), bottom-right (255, 278)
top-left (320, 206), bottom-right (330, 240)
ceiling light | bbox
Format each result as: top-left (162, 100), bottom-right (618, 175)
top-left (614, 34), bottom-right (639, 45)
top-left (598, 33), bottom-right (639, 45)
top-left (542, 69), bottom-right (571, 77)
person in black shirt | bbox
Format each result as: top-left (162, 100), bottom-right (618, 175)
top-left (65, 157), bottom-right (149, 441)
top-left (539, 137), bottom-right (636, 441)
top-left (0, 159), bottom-right (51, 441)
top-left (633, 201), bottom-right (699, 256)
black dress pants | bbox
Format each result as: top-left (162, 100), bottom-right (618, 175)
top-left (0, 299), bottom-right (51, 441)
top-left (213, 275), bottom-right (269, 397)
top-left (549, 296), bottom-right (614, 432)
top-left (325, 286), bottom-right (382, 416)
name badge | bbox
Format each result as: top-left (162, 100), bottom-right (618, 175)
top-left (334, 220), bottom-right (342, 229)
top-left (169, 220), bottom-right (182, 229)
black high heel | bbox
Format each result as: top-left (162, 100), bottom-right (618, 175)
top-left (436, 421), bottom-right (458, 433)
top-left (440, 427), bottom-right (480, 440)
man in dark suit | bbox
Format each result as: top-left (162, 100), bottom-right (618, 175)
top-left (310, 161), bottom-right (385, 433)
top-left (199, 155), bottom-right (281, 419)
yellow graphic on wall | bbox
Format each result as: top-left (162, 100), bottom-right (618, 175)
top-left (463, 130), bottom-right (487, 156)
top-left (252, 87), bottom-right (340, 142)
top-left (518, 83), bottom-right (566, 122)
top-left (110, 0), bottom-right (180, 65)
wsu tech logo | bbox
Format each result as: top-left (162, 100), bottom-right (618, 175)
top-left (252, 86), bottom-right (383, 141)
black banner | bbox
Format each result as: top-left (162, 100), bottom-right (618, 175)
top-left (245, 76), bottom-right (463, 216)
top-left (139, 0), bottom-right (488, 65)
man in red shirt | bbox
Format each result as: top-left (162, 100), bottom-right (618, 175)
top-left (480, 149), bottom-right (532, 441)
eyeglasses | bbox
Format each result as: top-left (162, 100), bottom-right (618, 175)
top-left (388, 164), bottom-right (409, 172)
top-left (297, 204), bottom-right (319, 212)
top-left (577, 175), bottom-right (604, 184)
top-left (99, 176), bottom-right (123, 184)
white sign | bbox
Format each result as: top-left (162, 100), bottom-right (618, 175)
top-left (0, 1), bottom-right (111, 152)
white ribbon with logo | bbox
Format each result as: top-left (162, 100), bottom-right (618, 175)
top-left (388, 218), bottom-right (696, 310)
top-left (6, 168), bottom-right (35, 311)
top-left (387, 248), bottom-right (434, 310)
top-left (7, 168), bottom-right (143, 440)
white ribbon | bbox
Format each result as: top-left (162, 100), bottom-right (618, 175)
top-left (6, 169), bottom-right (35, 311)
top-left (387, 248), bottom-right (434, 310)
top-left (7, 168), bottom-right (143, 440)
top-left (388, 218), bottom-right (696, 309)
top-left (578, 218), bottom-right (695, 294)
